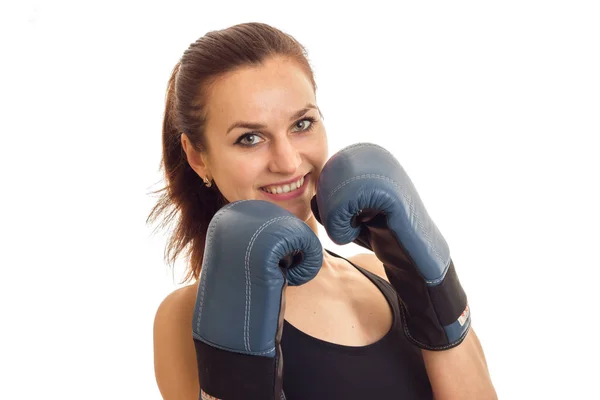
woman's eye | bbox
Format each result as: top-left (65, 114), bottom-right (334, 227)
top-left (293, 119), bottom-right (312, 131)
top-left (236, 133), bottom-right (263, 147)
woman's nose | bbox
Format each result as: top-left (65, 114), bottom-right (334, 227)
top-left (268, 138), bottom-right (302, 174)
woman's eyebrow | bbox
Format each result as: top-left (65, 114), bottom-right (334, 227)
top-left (226, 103), bottom-right (317, 135)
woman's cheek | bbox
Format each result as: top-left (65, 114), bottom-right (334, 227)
top-left (229, 156), bottom-right (262, 184)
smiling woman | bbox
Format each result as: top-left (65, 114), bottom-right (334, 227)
top-left (182, 54), bottom-right (328, 229)
top-left (149, 22), bottom-right (496, 400)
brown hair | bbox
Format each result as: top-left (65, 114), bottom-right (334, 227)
top-left (147, 22), bottom-right (317, 284)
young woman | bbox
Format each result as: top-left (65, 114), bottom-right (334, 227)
top-left (150, 22), bottom-right (497, 399)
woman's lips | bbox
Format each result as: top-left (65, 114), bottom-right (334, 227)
top-left (260, 173), bottom-right (310, 201)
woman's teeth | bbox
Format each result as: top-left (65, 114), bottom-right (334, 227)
top-left (262, 176), bottom-right (305, 195)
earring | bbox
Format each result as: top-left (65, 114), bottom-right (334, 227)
top-left (203, 177), bottom-right (212, 188)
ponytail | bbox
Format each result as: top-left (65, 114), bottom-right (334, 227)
top-left (147, 62), bottom-right (226, 283)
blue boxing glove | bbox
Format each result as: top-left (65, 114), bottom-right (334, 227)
top-left (311, 143), bottom-right (470, 351)
top-left (192, 200), bottom-right (323, 399)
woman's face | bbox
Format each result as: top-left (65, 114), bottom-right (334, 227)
top-left (191, 56), bottom-right (328, 223)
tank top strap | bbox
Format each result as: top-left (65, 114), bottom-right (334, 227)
top-left (325, 249), bottom-right (402, 330)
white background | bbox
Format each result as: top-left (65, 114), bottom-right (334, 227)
top-left (1, 1), bottom-right (598, 398)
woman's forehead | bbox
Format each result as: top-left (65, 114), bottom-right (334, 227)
top-left (205, 59), bottom-right (316, 126)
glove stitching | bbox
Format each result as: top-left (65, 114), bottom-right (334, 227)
top-left (324, 174), bottom-right (392, 203)
top-left (195, 201), bottom-right (251, 336)
top-left (195, 210), bottom-right (224, 333)
top-left (244, 215), bottom-right (297, 352)
top-left (325, 174), bottom-right (447, 282)
top-left (195, 334), bottom-right (276, 356)
top-left (327, 142), bottom-right (450, 271)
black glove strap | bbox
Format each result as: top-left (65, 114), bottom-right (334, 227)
top-left (357, 218), bottom-right (469, 350)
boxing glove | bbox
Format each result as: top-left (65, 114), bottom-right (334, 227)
top-left (192, 200), bottom-right (323, 399)
top-left (311, 143), bottom-right (470, 351)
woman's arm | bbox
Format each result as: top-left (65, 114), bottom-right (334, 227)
top-left (422, 329), bottom-right (497, 400)
top-left (353, 253), bottom-right (497, 400)
top-left (153, 284), bottom-right (200, 400)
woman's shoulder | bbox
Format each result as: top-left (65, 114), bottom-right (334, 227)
top-left (155, 281), bottom-right (199, 325)
top-left (153, 282), bottom-right (200, 399)
top-left (346, 252), bottom-right (390, 283)
top-left (154, 281), bottom-right (200, 346)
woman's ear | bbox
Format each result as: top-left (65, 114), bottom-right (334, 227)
top-left (181, 133), bottom-right (210, 178)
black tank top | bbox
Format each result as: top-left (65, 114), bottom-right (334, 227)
top-left (281, 251), bottom-right (433, 399)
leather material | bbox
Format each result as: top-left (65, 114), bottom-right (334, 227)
top-left (193, 200), bottom-right (322, 355)
top-left (192, 200), bottom-right (322, 399)
top-left (313, 143), bottom-right (470, 350)
top-left (313, 143), bottom-right (450, 281)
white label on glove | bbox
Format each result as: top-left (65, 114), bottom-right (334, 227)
top-left (458, 305), bottom-right (470, 326)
